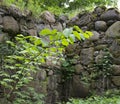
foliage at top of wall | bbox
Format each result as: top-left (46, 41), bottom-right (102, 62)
top-left (1, 0), bottom-right (118, 16)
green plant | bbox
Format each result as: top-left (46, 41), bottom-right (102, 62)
top-left (65, 89), bottom-right (120, 104)
top-left (80, 48), bottom-right (113, 84)
top-left (0, 27), bottom-right (93, 103)
top-left (93, 48), bottom-right (113, 78)
top-left (61, 58), bottom-right (75, 82)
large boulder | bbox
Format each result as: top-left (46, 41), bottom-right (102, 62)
top-left (37, 24), bottom-right (51, 32)
top-left (105, 21), bottom-right (120, 38)
top-left (100, 8), bottom-right (120, 21)
top-left (78, 13), bottom-right (94, 26)
top-left (3, 16), bottom-right (19, 34)
top-left (70, 75), bottom-right (89, 98)
top-left (80, 47), bottom-right (94, 65)
top-left (95, 21), bottom-right (107, 31)
top-left (51, 22), bottom-right (63, 32)
top-left (110, 39), bottom-right (120, 57)
top-left (59, 15), bottom-right (68, 23)
top-left (0, 15), bottom-right (2, 24)
top-left (74, 64), bottom-right (84, 74)
top-left (111, 76), bottom-right (120, 87)
top-left (41, 11), bottom-right (55, 23)
top-left (93, 6), bottom-right (106, 16)
top-left (90, 31), bottom-right (100, 41)
top-left (27, 29), bottom-right (37, 36)
top-left (67, 16), bottom-right (79, 26)
top-left (112, 65), bottom-right (120, 75)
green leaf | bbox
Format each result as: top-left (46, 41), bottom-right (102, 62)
top-left (6, 41), bottom-right (15, 47)
top-left (34, 38), bottom-right (41, 45)
top-left (40, 28), bottom-right (52, 35)
top-left (79, 33), bottom-right (85, 40)
top-left (51, 29), bottom-right (57, 35)
top-left (49, 47), bottom-right (57, 52)
top-left (74, 26), bottom-right (84, 33)
top-left (62, 39), bottom-right (69, 46)
top-left (63, 28), bottom-right (73, 38)
top-left (84, 33), bottom-right (90, 39)
top-left (41, 39), bottom-right (49, 47)
top-left (85, 31), bottom-right (93, 37)
top-left (73, 31), bottom-right (81, 40)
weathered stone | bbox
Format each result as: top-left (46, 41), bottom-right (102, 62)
top-left (94, 6), bottom-right (106, 16)
top-left (8, 5), bottom-right (23, 18)
top-left (37, 24), bottom-right (51, 32)
top-left (48, 75), bottom-right (57, 90)
top-left (19, 19), bottom-right (27, 32)
top-left (41, 11), bottom-right (55, 23)
top-left (112, 65), bottom-right (120, 75)
top-left (65, 44), bottom-right (80, 57)
top-left (107, 20), bottom-right (116, 26)
top-left (113, 57), bottom-right (120, 65)
top-left (111, 76), bottom-right (120, 87)
top-left (59, 15), bottom-right (68, 23)
top-left (46, 56), bottom-right (61, 69)
top-left (78, 13), bottom-right (94, 26)
top-left (0, 7), bottom-right (8, 15)
top-left (75, 64), bottom-right (84, 74)
top-left (27, 29), bottom-right (37, 36)
top-left (110, 39), bottom-right (120, 57)
top-left (38, 70), bottom-right (47, 81)
top-left (0, 15), bottom-right (2, 24)
top-left (3, 16), bottom-right (19, 34)
top-left (48, 70), bottom-right (54, 76)
top-left (90, 31), bottom-right (100, 41)
top-left (67, 16), bottom-right (79, 26)
top-left (94, 45), bottom-right (107, 51)
top-left (51, 22), bottom-right (63, 32)
top-left (101, 8), bottom-right (120, 21)
top-left (30, 70), bottom-right (48, 94)
top-left (95, 51), bottom-right (104, 63)
top-left (105, 21), bottom-right (120, 38)
top-left (80, 47), bottom-right (94, 65)
top-left (95, 21), bottom-right (107, 31)
top-left (70, 75), bottom-right (89, 98)
top-left (82, 40), bottom-right (94, 48)
top-left (27, 22), bottom-right (36, 29)
top-left (0, 32), bottom-right (9, 42)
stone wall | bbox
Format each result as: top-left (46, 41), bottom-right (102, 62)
top-left (0, 5), bottom-right (120, 104)
top-left (64, 6), bottom-right (120, 99)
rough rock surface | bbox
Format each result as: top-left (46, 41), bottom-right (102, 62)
top-left (95, 21), bottom-right (107, 31)
top-left (3, 16), bottom-right (19, 34)
top-left (105, 21), bottom-right (120, 38)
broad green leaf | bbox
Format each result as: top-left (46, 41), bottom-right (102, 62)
top-left (40, 28), bottom-right (52, 35)
top-left (34, 38), bottom-right (41, 45)
top-left (84, 33), bottom-right (90, 39)
top-left (49, 47), bottom-right (57, 52)
top-left (62, 39), bottom-right (69, 46)
top-left (74, 26), bottom-right (84, 33)
top-left (63, 28), bottom-right (73, 38)
top-left (51, 29), bottom-right (57, 35)
top-left (85, 31), bottom-right (93, 37)
top-left (55, 41), bottom-right (61, 46)
top-left (79, 33), bottom-right (85, 40)
top-left (73, 31), bottom-right (81, 40)
top-left (6, 41), bottom-right (15, 47)
top-left (69, 34), bottom-right (75, 43)
top-left (41, 39), bottom-right (49, 47)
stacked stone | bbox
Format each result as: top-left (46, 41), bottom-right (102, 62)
top-left (65, 6), bottom-right (120, 98)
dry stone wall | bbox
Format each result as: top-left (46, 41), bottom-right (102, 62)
top-left (0, 5), bottom-right (120, 104)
